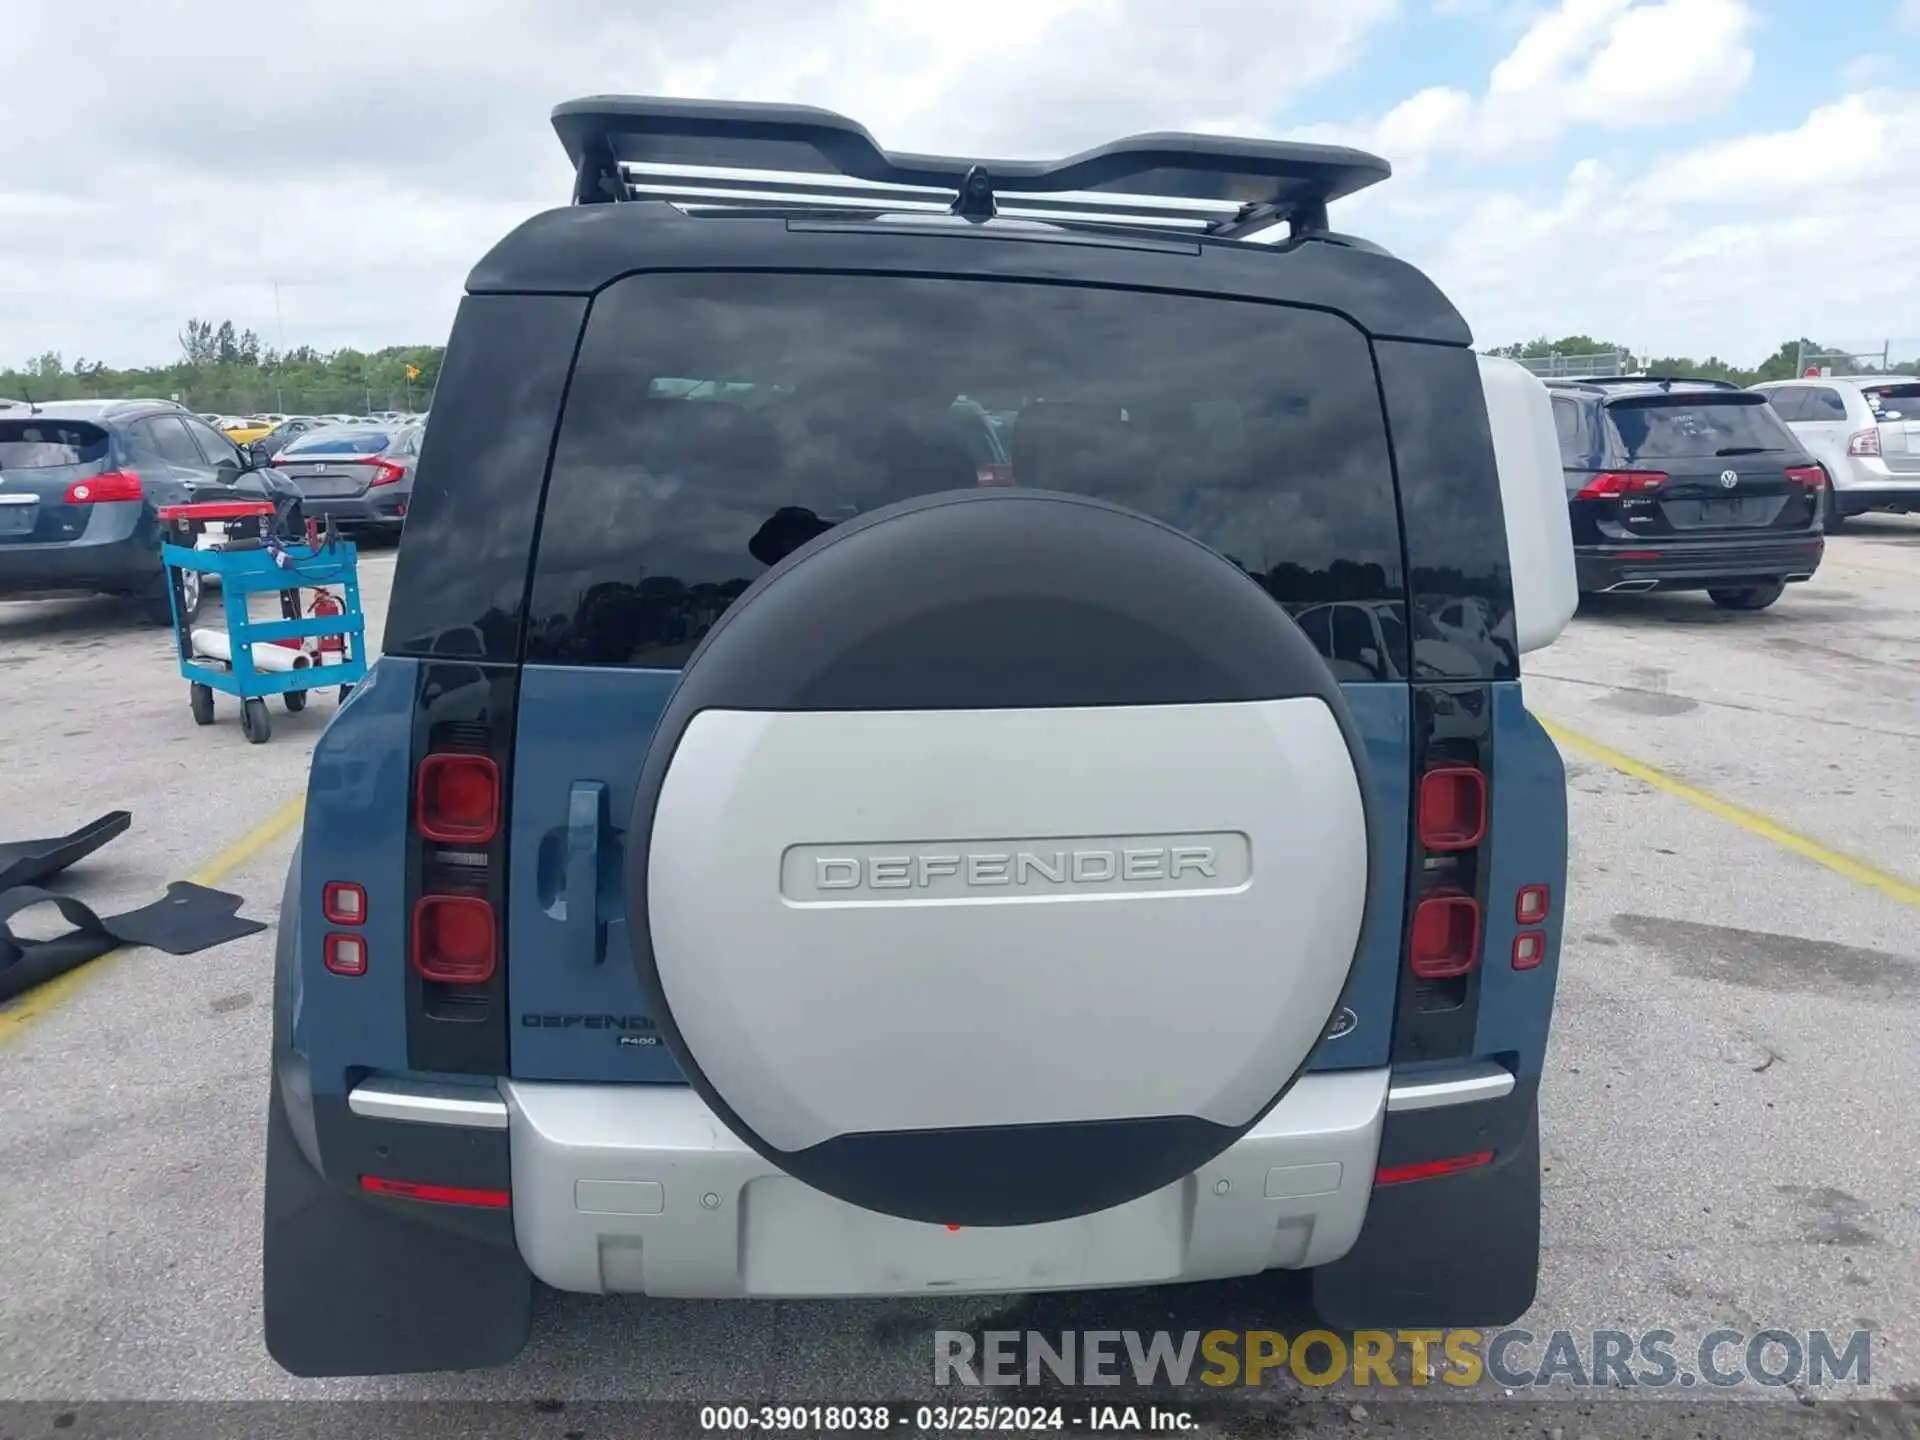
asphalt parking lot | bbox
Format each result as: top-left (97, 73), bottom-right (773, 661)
top-left (2, 523), bottom-right (1917, 1438)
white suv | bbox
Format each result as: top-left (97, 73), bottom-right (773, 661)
top-left (1752, 376), bottom-right (1920, 529)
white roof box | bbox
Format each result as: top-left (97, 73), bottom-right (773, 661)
top-left (1478, 354), bottom-right (1577, 653)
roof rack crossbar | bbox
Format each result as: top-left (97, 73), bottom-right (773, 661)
top-left (619, 163), bottom-right (1245, 227)
top-left (555, 95), bottom-right (1389, 238)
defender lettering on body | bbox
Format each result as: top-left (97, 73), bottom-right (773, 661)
top-left (781, 833), bottom-right (1249, 902)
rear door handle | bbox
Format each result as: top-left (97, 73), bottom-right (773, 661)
top-left (565, 781), bottom-right (608, 966)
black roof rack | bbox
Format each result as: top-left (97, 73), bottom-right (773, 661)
top-left (1549, 375), bottom-right (1742, 392)
top-left (552, 96), bottom-right (1390, 241)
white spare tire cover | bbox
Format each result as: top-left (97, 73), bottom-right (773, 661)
top-left (626, 490), bottom-right (1375, 1226)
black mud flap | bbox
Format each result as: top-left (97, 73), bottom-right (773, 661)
top-left (261, 1072), bottom-right (533, 1378)
top-left (1310, 1085), bottom-right (1541, 1330)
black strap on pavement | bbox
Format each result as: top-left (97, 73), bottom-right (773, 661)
top-left (0, 812), bottom-right (133, 892)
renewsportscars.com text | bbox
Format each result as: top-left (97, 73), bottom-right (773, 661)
top-left (934, 1328), bottom-right (1873, 1392)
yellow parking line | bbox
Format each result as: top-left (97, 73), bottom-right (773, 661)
top-left (1538, 718), bottom-right (1920, 911)
top-left (0, 795), bottom-right (306, 1045)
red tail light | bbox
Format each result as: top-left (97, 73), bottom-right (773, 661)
top-left (63, 470), bottom-right (143, 504)
top-left (367, 459), bottom-right (407, 487)
top-left (1418, 766), bottom-right (1487, 851)
top-left (1784, 465), bottom-right (1824, 488)
top-left (360, 1175), bottom-right (510, 1208)
top-left (322, 881), bottom-right (367, 925)
top-left (412, 894), bottom-right (497, 984)
top-left (1376, 1151), bottom-right (1494, 1186)
top-left (324, 933), bottom-right (368, 976)
top-left (1511, 932), bottom-right (1546, 970)
top-left (1575, 469), bottom-right (1667, 499)
top-left (1409, 892), bottom-right (1482, 979)
top-left (415, 754), bottom-right (500, 843)
top-left (1848, 428), bottom-right (1881, 458)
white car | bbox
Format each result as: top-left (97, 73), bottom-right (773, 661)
top-left (1751, 376), bottom-right (1920, 529)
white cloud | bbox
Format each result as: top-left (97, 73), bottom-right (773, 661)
top-left (1, 0), bottom-right (1913, 373)
top-left (1295, 0), bottom-right (1756, 170)
top-left (1397, 88), bottom-right (1920, 359)
top-left (0, 0), bottom-right (1395, 366)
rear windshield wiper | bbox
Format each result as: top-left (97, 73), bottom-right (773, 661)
top-left (1714, 446), bottom-right (1769, 455)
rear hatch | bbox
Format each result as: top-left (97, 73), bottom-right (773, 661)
top-left (1579, 391), bottom-right (1819, 540)
top-left (270, 429), bottom-right (396, 497)
top-left (0, 419), bottom-right (116, 544)
top-left (502, 270), bottom-right (1420, 1087)
top-left (1865, 383), bottom-right (1920, 475)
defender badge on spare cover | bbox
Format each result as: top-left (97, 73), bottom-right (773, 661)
top-left (625, 490), bottom-right (1377, 1227)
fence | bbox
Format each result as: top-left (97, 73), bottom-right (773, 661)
top-left (1792, 341), bottom-right (1920, 378)
top-left (1514, 350), bottom-right (1629, 379)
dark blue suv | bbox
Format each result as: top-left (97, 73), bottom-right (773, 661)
top-left (263, 97), bottom-right (1579, 1378)
top-left (0, 399), bottom-right (299, 624)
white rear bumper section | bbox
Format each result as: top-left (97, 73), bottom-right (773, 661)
top-left (346, 1065), bottom-right (1512, 1298)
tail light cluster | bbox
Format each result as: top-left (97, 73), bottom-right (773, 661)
top-left (63, 470), bottom-right (144, 504)
top-left (368, 459), bottom-right (408, 487)
top-left (412, 749), bottom-right (502, 988)
top-left (1848, 428), bottom-right (1881, 458)
top-left (1783, 466), bottom-right (1824, 489)
top-left (1575, 469), bottom-right (1665, 499)
top-left (1410, 765), bottom-right (1487, 983)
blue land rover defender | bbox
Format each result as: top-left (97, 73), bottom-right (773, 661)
top-left (264, 96), bottom-right (1580, 1377)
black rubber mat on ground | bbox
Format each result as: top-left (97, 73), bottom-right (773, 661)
top-left (98, 882), bottom-right (267, 955)
top-left (0, 812), bottom-right (133, 892)
top-left (0, 881), bottom-right (267, 1004)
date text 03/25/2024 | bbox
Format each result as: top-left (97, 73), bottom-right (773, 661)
top-left (698, 1404), bottom-right (1196, 1432)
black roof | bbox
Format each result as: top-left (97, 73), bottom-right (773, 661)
top-left (0, 398), bottom-right (187, 422)
top-left (463, 97), bottom-right (1466, 345)
top-left (1547, 375), bottom-right (1742, 395)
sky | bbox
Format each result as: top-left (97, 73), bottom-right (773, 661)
top-left (2, 0), bottom-right (1917, 371)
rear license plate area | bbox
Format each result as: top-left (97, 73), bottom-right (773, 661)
top-left (739, 1175), bottom-right (1185, 1295)
top-left (0, 502), bottom-right (37, 536)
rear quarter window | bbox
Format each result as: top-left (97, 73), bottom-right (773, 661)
top-left (527, 272), bottom-right (1408, 676)
top-left (1549, 396), bottom-right (1588, 462)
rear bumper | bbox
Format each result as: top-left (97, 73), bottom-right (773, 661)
top-left (1832, 456), bottom-right (1920, 500)
top-left (1576, 536), bottom-right (1824, 593)
top-left (1832, 485), bottom-right (1920, 515)
top-left (336, 1063), bottom-right (1517, 1299)
top-left (0, 531), bottom-right (160, 597)
top-left (300, 491), bottom-right (408, 529)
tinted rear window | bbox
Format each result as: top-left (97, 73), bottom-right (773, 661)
top-left (0, 420), bottom-right (109, 469)
top-left (529, 272), bottom-right (1405, 671)
top-left (283, 429), bottom-right (392, 456)
top-left (1865, 384), bottom-right (1920, 420)
top-left (1606, 396), bottom-right (1796, 461)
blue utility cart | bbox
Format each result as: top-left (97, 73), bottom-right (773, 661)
top-left (158, 501), bottom-right (370, 745)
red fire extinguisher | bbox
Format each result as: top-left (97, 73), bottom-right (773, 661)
top-left (309, 588), bottom-right (346, 661)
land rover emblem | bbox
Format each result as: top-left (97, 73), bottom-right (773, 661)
top-left (1325, 1007), bottom-right (1357, 1040)
top-left (1719, 469), bottom-right (1738, 488)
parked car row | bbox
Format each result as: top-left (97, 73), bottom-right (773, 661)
top-left (0, 401), bottom-right (422, 625)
